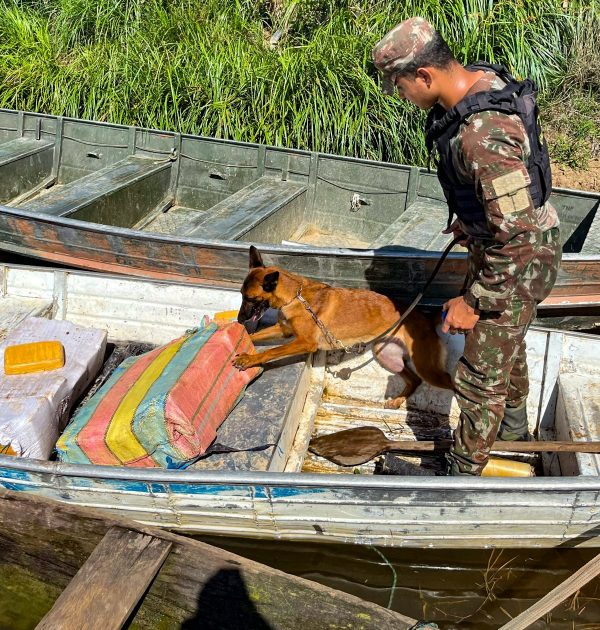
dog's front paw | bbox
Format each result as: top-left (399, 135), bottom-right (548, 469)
top-left (384, 397), bottom-right (407, 410)
top-left (233, 353), bottom-right (254, 370)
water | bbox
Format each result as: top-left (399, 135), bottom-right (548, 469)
top-left (200, 536), bottom-right (600, 628)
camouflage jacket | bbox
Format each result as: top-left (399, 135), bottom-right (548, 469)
top-left (449, 71), bottom-right (559, 315)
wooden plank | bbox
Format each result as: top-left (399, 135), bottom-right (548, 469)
top-left (0, 489), bottom-right (417, 629)
top-left (498, 552), bottom-right (600, 630)
top-left (371, 199), bottom-right (450, 249)
top-left (36, 527), bottom-right (172, 630)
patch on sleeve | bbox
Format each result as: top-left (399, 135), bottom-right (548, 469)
top-left (480, 168), bottom-right (532, 216)
top-left (496, 189), bottom-right (531, 215)
top-left (490, 170), bottom-right (530, 197)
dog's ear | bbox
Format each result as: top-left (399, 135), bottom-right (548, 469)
top-left (249, 246), bottom-right (264, 269)
top-left (262, 271), bottom-right (279, 293)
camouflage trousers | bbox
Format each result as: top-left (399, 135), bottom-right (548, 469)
top-left (449, 227), bottom-right (562, 475)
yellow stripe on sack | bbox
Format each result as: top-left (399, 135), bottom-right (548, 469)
top-left (105, 337), bottom-right (187, 463)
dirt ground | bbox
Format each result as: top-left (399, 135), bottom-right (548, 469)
top-left (551, 159), bottom-right (600, 192)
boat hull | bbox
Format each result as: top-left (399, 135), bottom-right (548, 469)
top-left (2, 459), bottom-right (600, 549)
top-left (0, 263), bottom-right (597, 550)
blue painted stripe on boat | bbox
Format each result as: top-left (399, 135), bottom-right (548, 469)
top-left (101, 479), bottom-right (150, 493)
top-left (0, 481), bottom-right (28, 492)
top-left (264, 486), bottom-right (327, 499)
top-left (149, 483), bottom-right (169, 494)
top-left (168, 483), bottom-right (251, 495)
top-left (0, 467), bottom-right (32, 481)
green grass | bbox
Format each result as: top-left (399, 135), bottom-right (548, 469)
top-left (0, 0), bottom-right (597, 167)
top-left (540, 5), bottom-right (600, 169)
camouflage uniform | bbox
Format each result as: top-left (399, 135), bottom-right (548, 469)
top-left (373, 19), bottom-right (562, 475)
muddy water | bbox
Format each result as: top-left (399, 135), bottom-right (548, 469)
top-left (199, 536), bottom-right (600, 628)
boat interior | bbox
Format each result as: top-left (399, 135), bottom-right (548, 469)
top-left (1, 109), bottom-right (600, 253)
top-left (0, 263), bottom-right (598, 479)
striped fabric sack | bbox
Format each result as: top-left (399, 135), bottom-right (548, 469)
top-left (56, 321), bottom-right (261, 468)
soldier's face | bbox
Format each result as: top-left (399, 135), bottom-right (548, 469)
top-left (394, 73), bottom-right (438, 109)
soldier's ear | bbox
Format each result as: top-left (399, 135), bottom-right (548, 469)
top-left (262, 271), bottom-right (279, 293)
top-left (416, 67), bottom-right (433, 88)
top-left (249, 246), bottom-right (264, 269)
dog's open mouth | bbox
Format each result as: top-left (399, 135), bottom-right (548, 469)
top-left (237, 299), bottom-right (269, 334)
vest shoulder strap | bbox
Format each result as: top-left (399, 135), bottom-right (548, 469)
top-left (465, 60), bottom-right (516, 84)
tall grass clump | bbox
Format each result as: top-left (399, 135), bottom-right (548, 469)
top-left (540, 2), bottom-right (600, 168)
top-left (0, 0), bottom-right (596, 166)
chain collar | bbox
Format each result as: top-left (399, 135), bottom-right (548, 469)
top-left (289, 284), bottom-right (362, 354)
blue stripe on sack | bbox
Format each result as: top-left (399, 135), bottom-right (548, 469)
top-left (131, 323), bottom-right (217, 467)
top-left (55, 358), bottom-right (138, 464)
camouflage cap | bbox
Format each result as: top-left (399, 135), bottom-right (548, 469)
top-left (372, 17), bottom-right (436, 95)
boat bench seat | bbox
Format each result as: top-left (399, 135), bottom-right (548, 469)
top-left (177, 177), bottom-right (307, 240)
top-left (0, 137), bottom-right (55, 204)
top-left (371, 200), bottom-right (452, 250)
top-left (555, 373), bottom-right (600, 476)
top-left (19, 155), bottom-right (172, 217)
top-left (0, 137), bottom-right (54, 167)
top-left (190, 357), bottom-right (306, 472)
top-left (581, 206), bottom-right (600, 254)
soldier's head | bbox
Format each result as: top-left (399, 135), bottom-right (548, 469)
top-left (372, 17), bottom-right (459, 109)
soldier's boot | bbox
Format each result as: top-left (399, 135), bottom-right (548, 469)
top-left (497, 403), bottom-right (530, 441)
top-left (443, 453), bottom-right (480, 476)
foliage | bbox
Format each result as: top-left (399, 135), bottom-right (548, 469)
top-left (540, 3), bottom-right (600, 168)
top-left (0, 0), bottom-right (596, 167)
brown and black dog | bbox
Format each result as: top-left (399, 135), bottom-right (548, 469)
top-left (233, 246), bottom-right (453, 408)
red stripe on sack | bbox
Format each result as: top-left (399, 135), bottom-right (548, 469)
top-left (167, 324), bottom-right (260, 458)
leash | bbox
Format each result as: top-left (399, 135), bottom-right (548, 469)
top-left (292, 234), bottom-right (464, 354)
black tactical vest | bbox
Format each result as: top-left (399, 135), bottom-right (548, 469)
top-left (424, 62), bottom-right (552, 239)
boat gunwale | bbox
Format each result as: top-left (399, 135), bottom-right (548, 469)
top-left (3, 453), bottom-right (600, 492)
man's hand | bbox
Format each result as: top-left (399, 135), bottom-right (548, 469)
top-left (442, 296), bottom-right (480, 334)
top-left (442, 220), bottom-right (470, 247)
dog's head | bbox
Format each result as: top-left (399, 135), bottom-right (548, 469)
top-left (238, 246), bottom-right (281, 333)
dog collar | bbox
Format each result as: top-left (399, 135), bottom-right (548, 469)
top-left (280, 283), bottom-right (303, 309)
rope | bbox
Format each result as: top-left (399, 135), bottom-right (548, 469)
top-left (316, 173), bottom-right (402, 195)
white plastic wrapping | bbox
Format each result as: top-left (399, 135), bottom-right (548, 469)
top-left (0, 317), bottom-right (107, 459)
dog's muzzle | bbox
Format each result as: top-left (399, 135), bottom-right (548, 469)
top-left (237, 298), bottom-right (269, 334)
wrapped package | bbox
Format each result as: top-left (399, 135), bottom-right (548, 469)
top-left (0, 317), bottom-right (107, 459)
top-left (57, 321), bottom-right (261, 468)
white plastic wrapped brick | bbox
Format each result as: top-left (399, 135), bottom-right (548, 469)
top-left (0, 317), bottom-right (107, 459)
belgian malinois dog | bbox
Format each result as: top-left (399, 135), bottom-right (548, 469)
top-left (234, 246), bottom-right (453, 408)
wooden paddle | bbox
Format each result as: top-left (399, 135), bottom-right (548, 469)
top-left (308, 426), bottom-right (600, 467)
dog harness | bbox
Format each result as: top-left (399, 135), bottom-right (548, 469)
top-left (424, 61), bottom-right (552, 238)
